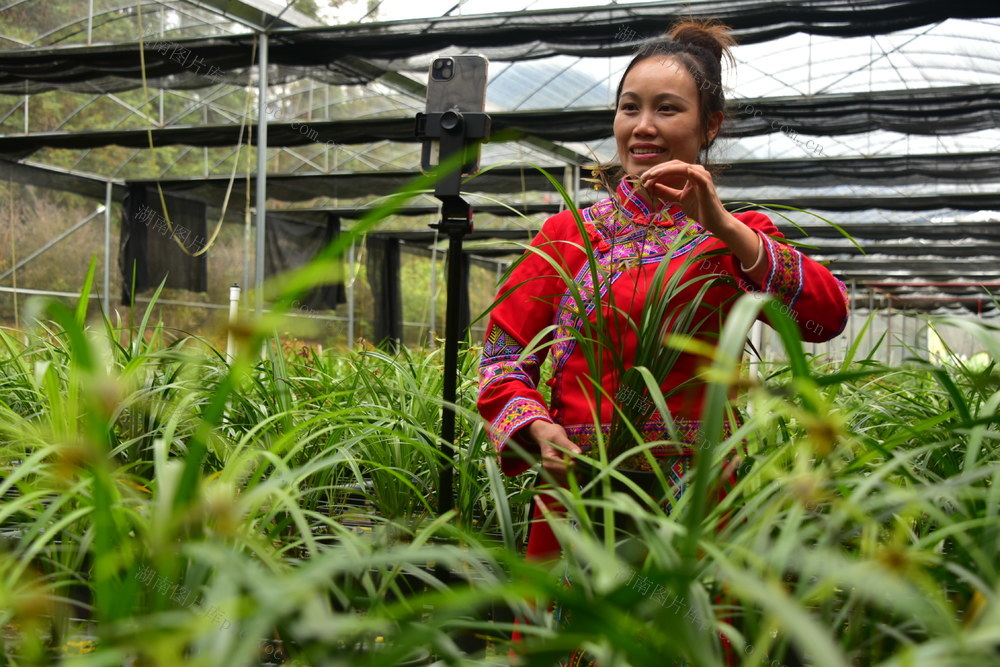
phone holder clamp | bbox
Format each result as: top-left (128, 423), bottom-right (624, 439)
top-left (415, 110), bottom-right (491, 234)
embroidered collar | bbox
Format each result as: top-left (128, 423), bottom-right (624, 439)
top-left (615, 178), bottom-right (689, 228)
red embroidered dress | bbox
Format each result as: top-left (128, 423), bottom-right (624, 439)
top-left (478, 179), bottom-right (849, 664)
top-left (478, 179), bottom-right (848, 484)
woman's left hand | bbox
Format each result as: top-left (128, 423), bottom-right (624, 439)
top-left (638, 160), bottom-right (731, 235)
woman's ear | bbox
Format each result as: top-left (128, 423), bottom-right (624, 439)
top-left (703, 110), bottom-right (724, 147)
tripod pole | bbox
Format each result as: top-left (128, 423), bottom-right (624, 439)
top-left (437, 222), bottom-right (467, 515)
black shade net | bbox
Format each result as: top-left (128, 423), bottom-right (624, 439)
top-left (113, 153), bottom-right (1000, 202)
top-left (0, 1), bottom-right (996, 94)
top-left (1, 84), bottom-right (996, 161)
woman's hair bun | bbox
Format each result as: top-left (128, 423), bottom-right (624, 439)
top-left (668, 19), bottom-right (736, 67)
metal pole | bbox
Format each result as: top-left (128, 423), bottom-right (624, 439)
top-left (87, 0), bottom-right (94, 44)
top-left (848, 280), bottom-right (856, 348)
top-left (761, 318), bottom-right (768, 361)
top-left (749, 320), bottom-right (763, 382)
top-left (227, 283), bottom-right (241, 362)
top-left (103, 181), bottom-right (111, 305)
top-left (346, 240), bottom-right (355, 348)
top-left (900, 309), bottom-right (907, 362)
top-left (243, 210), bottom-right (251, 305)
top-left (324, 86), bottom-right (330, 172)
top-left (562, 165), bottom-right (572, 212)
top-left (573, 163), bottom-right (581, 205)
top-left (886, 300), bottom-right (893, 365)
top-left (203, 105), bottom-right (209, 177)
top-left (254, 32), bottom-right (269, 317)
top-left (0, 286), bottom-right (100, 299)
top-left (868, 288), bottom-right (874, 357)
top-left (429, 229), bottom-right (438, 340)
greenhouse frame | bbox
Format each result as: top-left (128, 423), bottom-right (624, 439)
top-left (1, 1), bottom-right (999, 665)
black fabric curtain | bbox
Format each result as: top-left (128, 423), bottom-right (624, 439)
top-left (119, 184), bottom-right (207, 305)
top-left (366, 237), bottom-right (402, 350)
top-left (1, 1), bottom-right (994, 94)
top-left (264, 213), bottom-right (345, 310)
top-left (119, 153), bottom-right (1000, 207)
top-left (718, 152), bottom-right (1000, 188)
top-left (3, 84), bottom-right (998, 158)
top-left (0, 157), bottom-right (122, 200)
top-left (724, 85), bottom-right (1000, 138)
top-left (130, 167), bottom-right (561, 205)
top-left (739, 193), bottom-right (1000, 212)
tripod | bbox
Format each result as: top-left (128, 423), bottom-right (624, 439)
top-left (414, 109), bottom-right (491, 515)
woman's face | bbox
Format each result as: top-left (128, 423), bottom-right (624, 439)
top-left (613, 56), bottom-right (719, 179)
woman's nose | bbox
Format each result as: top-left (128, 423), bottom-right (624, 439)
top-left (633, 110), bottom-right (656, 136)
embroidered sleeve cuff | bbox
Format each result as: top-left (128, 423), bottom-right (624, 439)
top-left (489, 397), bottom-right (552, 458)
top-left (756, 232), bottom-right (805, 308)
top-left (479, 324), bottom-right (542, 393)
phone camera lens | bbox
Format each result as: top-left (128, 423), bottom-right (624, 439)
top-left (432, 58), bottom-right (454, 80)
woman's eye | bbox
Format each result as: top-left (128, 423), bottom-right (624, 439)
top-left (659, 105), bottom-right (676, 112)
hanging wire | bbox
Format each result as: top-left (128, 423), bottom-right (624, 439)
top-left (6, 175), bottom-right (17, 328)
top-left (135, 0), bottom-right (257, 258)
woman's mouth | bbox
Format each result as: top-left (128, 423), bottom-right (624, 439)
top-left (630, 145), bottom-right (666, 158)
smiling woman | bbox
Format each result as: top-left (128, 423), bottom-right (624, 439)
top-left (476, 18), bottom-right (851, 667)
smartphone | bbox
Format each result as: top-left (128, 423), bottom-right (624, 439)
top-left (421, 55), bottom-right (489, 174)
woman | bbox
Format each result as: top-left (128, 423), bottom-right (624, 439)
top-left (476, 18), bottom-right (848, 660)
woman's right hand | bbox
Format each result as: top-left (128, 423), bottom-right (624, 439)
top-left (520, 420), bottom-right (583, 487)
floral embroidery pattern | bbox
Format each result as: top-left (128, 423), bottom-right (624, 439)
top-left (490, 397), bottom-right (550, 452)
top-left (479, 324), bottom-right (540, 393)
top-left (761, 234), bottom-right (805, 308)
top-left (562, 417), bottom-right (733, 460)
